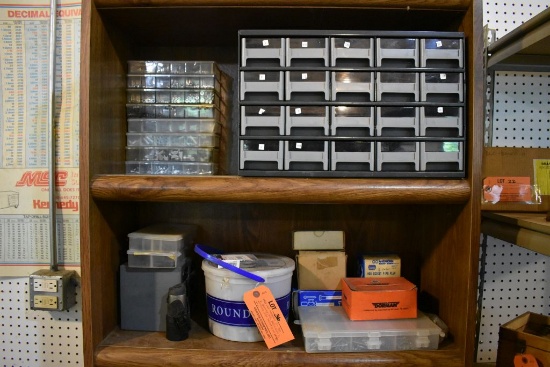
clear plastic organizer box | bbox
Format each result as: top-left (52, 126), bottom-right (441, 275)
top-left (128, 60), bottom-right (221, 77)
top-left (125, 161), bottom-right (218, 175)
top-left (298, 306), bottom-right (443, 353)
top-left (127, 89), bottom-right (221, 105)
top-left (126, 104), bottom-right (222, 120)
top-left (128, 223), bottom-right (197, 253)
top-left (127, 249), bottom-right (183, 268)
top-left (126, 147), bottom-right (218, 163)
top-left (127, 118), bottom-right (221, 134)
top-left (126, 133), bottom-right (219, 148)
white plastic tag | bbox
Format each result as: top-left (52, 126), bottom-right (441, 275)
top-left (440, 73), bottom-right (447, 80)
top-left (259, 144), bottom-right (265, 151)
top-left (258, 108), bottom-right (265, 115)
top-left (302, 73), bottom-right (308, 80)
top-left (302, 41), bottom-right (308, 48)
top-left (262, 39), bottom-right (269, 47)
top-left (259, 74), bottom-right (266, 81)
top-left (437, 107), bottom-right (444, 113)
top-left (296, 143), bottom-right (303, 149)
top-left (436, 40), bottom-right (443, 48)
top-left (295, 108), bottom-right (302, 115)
top-left (344, 41), bottom-right (351, 48)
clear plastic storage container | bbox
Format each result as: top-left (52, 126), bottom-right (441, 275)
top-left (299, 306), bottom-right (443, 353)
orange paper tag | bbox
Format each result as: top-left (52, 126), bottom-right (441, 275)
top-left (243, 285), bottom-right (294, 349)
top-left (483, 176), bottom-right (532, 203)
top-left (514, 353), bottom-right (539, 367)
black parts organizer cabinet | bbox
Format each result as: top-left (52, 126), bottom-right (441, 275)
top-left (238, 30), bottom-right (466, 178)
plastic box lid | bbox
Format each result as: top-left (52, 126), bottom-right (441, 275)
top-left (298, 306), bottom-right (443, 353)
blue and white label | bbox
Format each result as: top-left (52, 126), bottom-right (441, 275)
top-left (207, 293), bottom-right (291, 327)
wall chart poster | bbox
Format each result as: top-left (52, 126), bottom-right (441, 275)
top-left (0, 0), bottom-right (81, 276)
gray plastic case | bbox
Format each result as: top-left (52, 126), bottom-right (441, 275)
top-left (240, 140), bottom-right (284, 170)
top-left (284, 140), bottom-right (329, 170)
top-left (376, 72), bottom-right (419, 102)
top-left (286, 106), bottom-right (329, 135)
top-left (331, 71), bottom-right (374, 101)
top-left (421, 72), bottom-right (464, 102)
top-left (420, 141), bottom-right (463, 171)
top-left (376, 106), bottom-right (419, 137)
top-left (331, 37), bottom-right (373, 66)
top-left (240, 71), bottom-right (284, 100)
top-left (420, 106), bottom-right (463, 137)
top-left (285, 71), bottom-right (330, 100)
top-left (376, 38), bottom-right (419, 67)
top-left (331, 141), bottom-right (374, 171)
top-left (377, 141), bottom-right (420, 172)
top-left (241, 106), bottom-right (285, 135)
top-left (421, 38), bottom-right (464, 68)
top-left (331, 106), bottom-right (374, 137)
top-left (242, 37), bottom-right (285, 67)
top-left (286, 37), bottom-right (328, 66)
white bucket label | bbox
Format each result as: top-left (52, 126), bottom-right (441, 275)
top-left (207, 293), bottom-right (291, 327)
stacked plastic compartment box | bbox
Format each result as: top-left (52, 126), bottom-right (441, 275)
top-left (238, 31), bottom-right (465, 178)
top-left (126, 61), bottom-right (230, 175)
top-left (120, 224), bottom-right (197, 332)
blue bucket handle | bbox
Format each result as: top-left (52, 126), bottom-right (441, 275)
top-left (194, 244), bottom-right (265, 283)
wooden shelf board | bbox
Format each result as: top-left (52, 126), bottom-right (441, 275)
top-left (95, 322), bottom-right (465, 367)
top-left (90, 175), bottom-right (472, 204)
top-left (481, 212), bottom-right (550, 256)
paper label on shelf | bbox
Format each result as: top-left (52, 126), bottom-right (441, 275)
top-left (533, 159), bottom-right (550, 195)
top-left (243, 285), bottom-right (294, 349)
top-left (262, 39), bottom-right (269, 46)
top-left (483, 177), bottom-right (532, 203)
top-left (514, 354), bottom-right (539, 367)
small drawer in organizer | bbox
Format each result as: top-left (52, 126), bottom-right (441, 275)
top-left (169, 75), bottom-right (221, 92)
top-left (420, 141), bottom-right (463, 171)
top-left (127, 249), bottom-right (183, 268)
top-left (331, 106), bottom-right (374, 137)
top-left (376, 38), bottom-right (419, 67)
top-left (128, 60), bottom-right (171, 74)
top-left (240, 71), bottom-right (284, 101)
top-left (376, 106), bottom-right (419, 137)
top-left (242, 37), bottom-right (285, 67)
top-left (331, 37), bottom-right (373, 67)
top-left (127, 118), bottom-right (220, 134)
top-left (285, 71), bottom-right (329, 101)
top-left (126, 147), bottom-right (218, 163)
top-left (241, 106), bottom-right (285, 136)
top-left (127, 75), bottom-right (171, 89)
top-left (376, 141), bottom-right (420, 172)
top-left (331, 141), bottom-right (374, 171)
top-left (421, 38), bottom-right (464, 68)
top-left (126, 133), bottom-right (219, 148)
top-left (286, 37), bottom-right (329, 66)
top-left (125, 161), bottom-right (218, 175)
top-left (420, 72), bottom-right (463, 102)
top-left (128, 223), bottom-right (197, 253)
top-left (169, 61), bottom-right (221, 77)
top-left (331, 71), bottom-right (374, 102)
top-left (286, 106), bottom-right (329, 136)
top-left (240, 140), bottom-right (284, 170)
top-left (126, 104), bottom-right (222, 120)
top-left (376, 72), bottom-right (419, 102)
top-left (284, 140), bottom-right (329, 171)
top-left (420, 106), bottom-right (463, 137)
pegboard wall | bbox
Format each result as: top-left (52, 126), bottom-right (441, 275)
top-left (478, 0), bottom-right (550, 363)
top-left (0, 277), bottom-right (83, 367)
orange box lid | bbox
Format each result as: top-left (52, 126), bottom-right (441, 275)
top-left (343, 277), bottom-right (416, 292)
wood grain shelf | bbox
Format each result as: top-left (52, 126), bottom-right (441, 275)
top-left (481, 212), bottom-right (550, 256)
top-left (90, 175), bottom-right (472, 204)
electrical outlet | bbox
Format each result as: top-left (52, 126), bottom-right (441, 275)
top-left (33, 278), bottom-right (58, 292)
top-left (33, 295), bottom-right (58, 309)
top-left (29, 269), bottom-right (77, 311)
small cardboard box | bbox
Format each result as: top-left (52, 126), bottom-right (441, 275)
top-left (297, 251), bottom-right (346, 290)
top-left (341, 277), bottom-right (417, 321)
top-left (293, 231), bottom-right (345, 251)
top-left (497, 312), bottom-right (550, 367)
top-left (359, 254), bottom-right (401, 278)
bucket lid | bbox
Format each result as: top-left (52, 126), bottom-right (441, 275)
top-left (196, 244), bottom-right (294, 282)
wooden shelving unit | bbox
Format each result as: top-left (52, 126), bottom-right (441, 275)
top-left (79, 1), bottom-right (485, 366)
